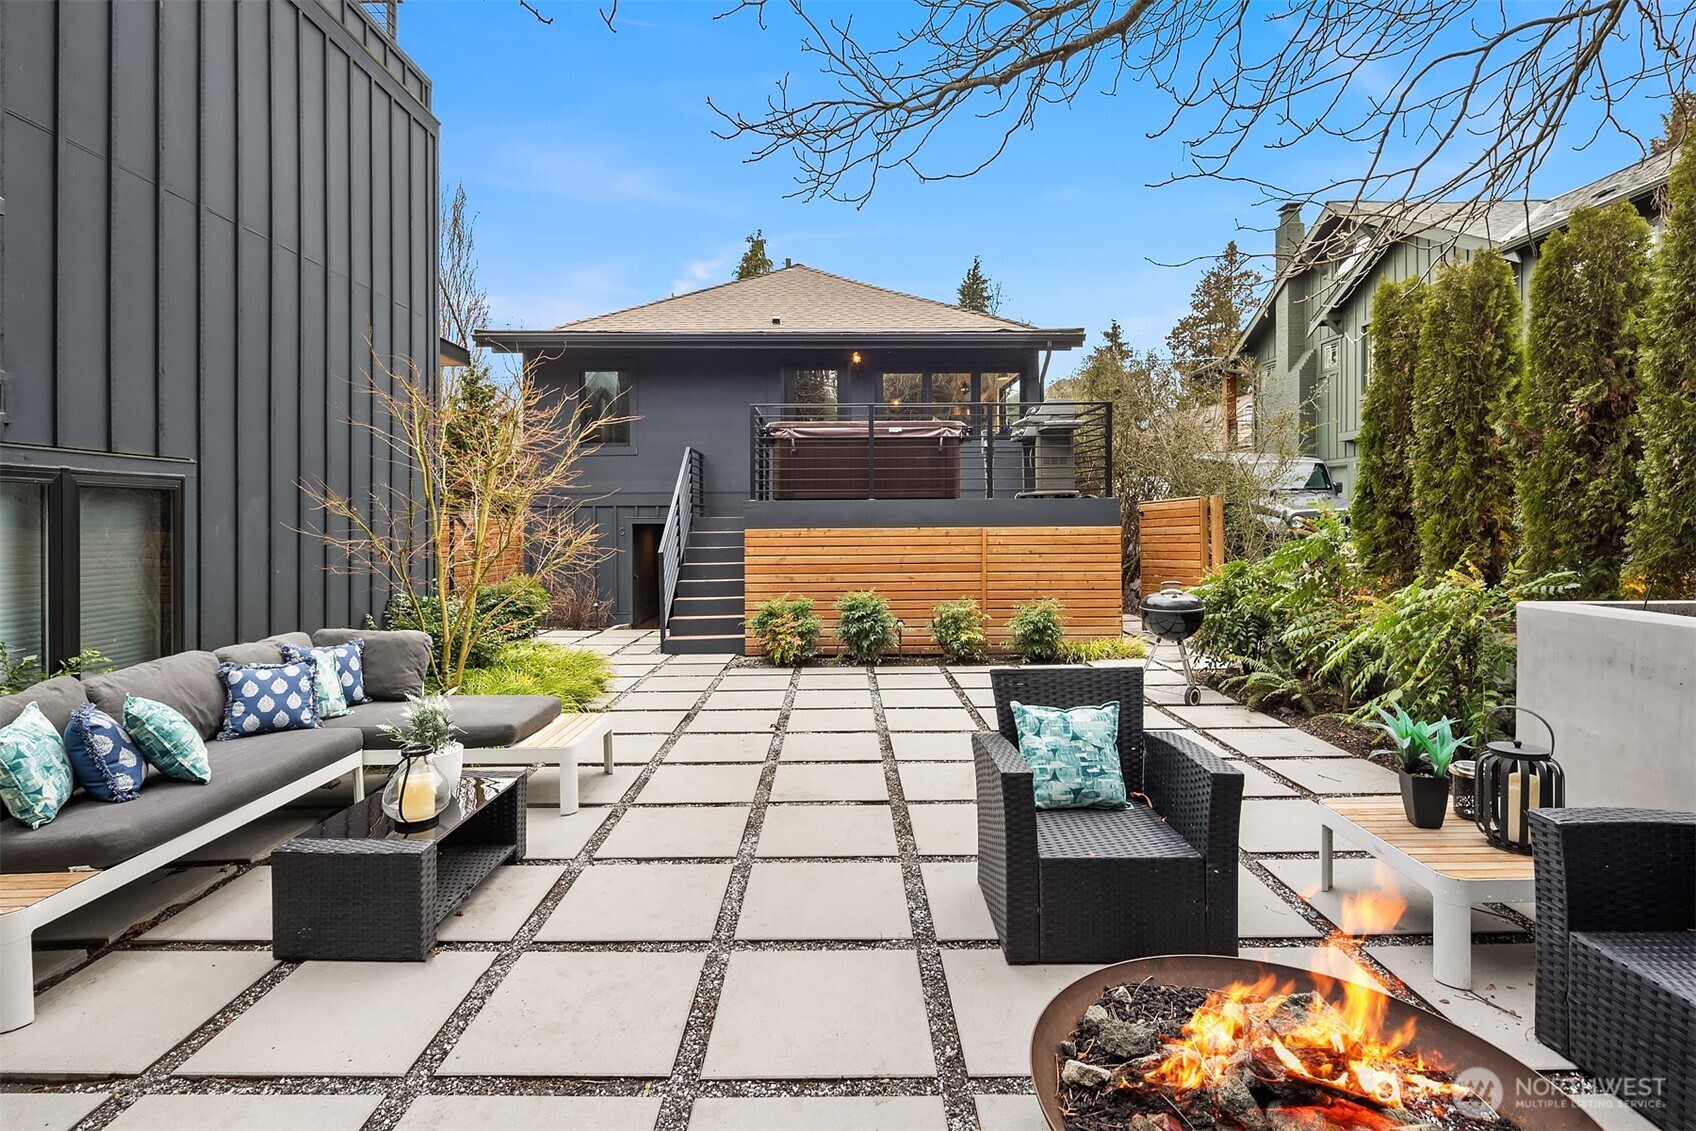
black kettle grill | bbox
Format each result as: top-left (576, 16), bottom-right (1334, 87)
top-left (1141, 582), bottom-right (1207, 706)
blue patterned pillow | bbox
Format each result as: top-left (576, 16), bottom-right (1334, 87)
top-left (0, 702), bottom-right (76, 828)
top-left (124, 696), bottom-right (212, 783)
top-left (62, 703), bottom-right (146, 802)
top-left (215, 662), bottom-right (321, 740)
top-left (279, 644), bottom-right (353, 718)
top-left (292, 639), bottom-right (367, 705)
top-left (1011, 700), bottom-right (1128, 810)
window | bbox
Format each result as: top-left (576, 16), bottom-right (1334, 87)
top-left (581, 370), bottom-right (632, 445)
top-left (981, 372), bottom-right (1021, 431)
top-left (789, 368), bottom-right (841, 417)
top-left (930, 372), bottom-right (973, 419)
top-left (78, 487), bottom-right (174, 669)
top-left (0, 481), bottom-right (48, 663)
top-left (1321, 337), bottom-right (1341, 376)
top-left (880, 373), bottom-right (924, 418)
top-left (0, 471), bottom-right (179, 671)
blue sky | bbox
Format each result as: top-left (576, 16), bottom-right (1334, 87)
top-left (398, 1), bottom-right (1671, 364)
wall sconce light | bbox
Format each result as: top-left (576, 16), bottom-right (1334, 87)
top-left (850, 351), bottom-right (862, 365)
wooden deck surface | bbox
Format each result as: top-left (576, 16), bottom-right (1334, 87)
top-left (1327, 796), bottom-right (1536, 881)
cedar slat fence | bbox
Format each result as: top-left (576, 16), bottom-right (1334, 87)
top-left (1138, 495), bottom-right (1225, 598)
top-left (744, 525), bottom-right (1122, 655)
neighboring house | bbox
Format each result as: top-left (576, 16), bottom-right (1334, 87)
top-left (1232, 150), bottom-right (1674, 496)
top-left (478, 265), bottom-right (1123, 653)
top-left (0, 0), bottom-right (440, 670)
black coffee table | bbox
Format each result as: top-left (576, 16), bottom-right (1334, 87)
top-left (272, 770), bottom-right (529, 962)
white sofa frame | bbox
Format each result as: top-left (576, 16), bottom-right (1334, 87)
top-left (1, 753), bottom-right (364, 1033)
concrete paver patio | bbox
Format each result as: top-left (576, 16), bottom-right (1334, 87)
top-left (0, 627), bottom-right (1650, 1130)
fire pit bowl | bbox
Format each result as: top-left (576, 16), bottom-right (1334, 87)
top-left (1031, 954), bottom-right (1600, 1130)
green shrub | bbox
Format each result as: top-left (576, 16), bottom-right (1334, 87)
top-left (929, 598), bottom-right (988, 663)
top-left (385, 574), bottom-right (550, 671)
top-left (834, 590), bottom-right (898, 664)
top-left (1354, 278), bottom-right (1426, 584)
top-left (456, 641), bottom-right (611, 711)
top-left (750, 597), bottom-right (822, 666)
top-left (0, 645), bottom-right (110, 696)
top-left (1007, 598), bottom-right (1066, 662)
top-left (1192, 513), bottom-right (1577, 738)
top-left (1412, 250), bottom-right (1520, 584)
top-left (1518, 202), bottom-right (1653, 598)
top-left (1060, 636), bottom-right (1148, 663)
top-left (1627, 140), bottom-right (1696, 597)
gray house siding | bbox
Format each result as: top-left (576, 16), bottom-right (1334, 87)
top-left (0, 0), bottom-right (438, 663)
top-left (529, 345), bottom-right (1044, 624)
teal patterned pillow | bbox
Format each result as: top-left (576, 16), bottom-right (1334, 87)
top-left (124, 696), bottom-right (212, 783)
top-left (279, 644), bottom-right (352, 719)
top-left (0, 702), bottom-right (76, 829)
top-left (1010, 700), bottom-right (1128, 810)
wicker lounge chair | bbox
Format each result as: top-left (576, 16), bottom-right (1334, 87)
top-left (972, 667), bottom-right (1244, 964)
top-left (1530, 807), bottom-right (1696, 1131)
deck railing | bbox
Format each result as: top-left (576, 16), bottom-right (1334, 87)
top-left (749, 401), bottom-right (1111, 502)
top-left (658, 447), bottom-right (704, 640)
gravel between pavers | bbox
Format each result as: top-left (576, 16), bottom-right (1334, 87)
top-left (9, 635), bottom-right (1584, 1131)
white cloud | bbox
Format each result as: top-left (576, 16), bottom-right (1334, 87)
top-left (485, 261), bottom-right (640, 330)
top-left (670, 255), bottom-right (731, 295)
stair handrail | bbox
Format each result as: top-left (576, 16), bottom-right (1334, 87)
top-left (658, 448), bottom-right (702, 638)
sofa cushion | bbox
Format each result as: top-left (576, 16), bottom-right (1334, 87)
top-left (124, 696), bottom-right (212, 783)
top-left (215, 662), bottom-right (321, 740)
top-left (0, 727), bottom-right (363, 872)
top-left (0, 675), bottom-right (91, 735)
top-left (263, 632), bottom-right (313, 651)
top-left (0, 703), bottom-right (76, 829)
top-left (214, 641), bottom-right (287, 666)
top-left (62, 703), bottom-right (146, 802)
top-left (312, 629), bottom-right (429, 701)
top-left (322, 695), bottom-right (560, 750)
top-left (83, 652), bottom-right (225, 741)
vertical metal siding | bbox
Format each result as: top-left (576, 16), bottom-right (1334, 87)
top-left (0, 0), bottom-right (438, 652)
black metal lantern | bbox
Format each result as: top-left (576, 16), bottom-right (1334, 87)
top-left (1475, 705), bottom-right (1565, 854)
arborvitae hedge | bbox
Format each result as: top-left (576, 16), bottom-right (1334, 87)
top-left (1353, 278), bottom-right (1426, 584)
top-left (1517, 202), bottom-right (1653, 598)
top-left (1412, 250), bottom-right (1521, 584)
top-left (1626, 142), bottom-right (1696, 597)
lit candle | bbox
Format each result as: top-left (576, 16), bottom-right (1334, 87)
top-left (1505, 772), bottom-right (1542, 843)
top-left (399, 769), bottom-right (437, 823)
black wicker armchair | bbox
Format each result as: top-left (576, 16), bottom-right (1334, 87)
top-left (973, 667), bottom-right (1243, 964)
top-left (1529, 807), bottom-right (1696, 1131)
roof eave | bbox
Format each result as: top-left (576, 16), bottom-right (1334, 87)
top-left (475, 328), bottom-right (1088, 353)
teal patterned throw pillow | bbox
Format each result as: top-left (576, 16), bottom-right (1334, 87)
top-left (0, 702), bottom-right (76, 829)
top-left (1010, 700), bottom-right (1128, 810)
top-left (279, 644), bottom-right (353, 719)
top-left (124, 696), bottom-right (212, 783)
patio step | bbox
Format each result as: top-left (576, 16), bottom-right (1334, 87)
top-left (665, 517), bottom-right (745, 656)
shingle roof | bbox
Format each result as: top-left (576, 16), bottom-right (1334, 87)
top-left (549, 264), bottom-right (1041, 335)
top-left (1497, 148), bottom-right (1676, 249)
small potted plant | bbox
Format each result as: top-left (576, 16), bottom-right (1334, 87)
top-left (1372, 706), bottom-right (1466, 828)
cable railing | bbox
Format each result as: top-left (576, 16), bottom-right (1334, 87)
top-left (749, 401), bottom-right (1111, 501)
top-left (658, 447), bottom-right (703, 641)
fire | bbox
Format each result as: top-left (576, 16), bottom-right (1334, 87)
top-left (1138, 864), bottom-right (1471, 1113)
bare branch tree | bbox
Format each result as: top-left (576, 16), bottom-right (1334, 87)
top-left (711, 0), bottom-right (1691, 241)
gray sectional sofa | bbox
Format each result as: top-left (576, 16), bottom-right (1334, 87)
top-left (0, 628), bottom-right (561, 1032)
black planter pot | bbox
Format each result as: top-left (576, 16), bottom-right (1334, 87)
top-left (1399, 769), bottom-right (1449, 829)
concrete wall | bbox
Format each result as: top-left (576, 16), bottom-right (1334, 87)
top-left (1516, 601), bottom-right (1696, 813)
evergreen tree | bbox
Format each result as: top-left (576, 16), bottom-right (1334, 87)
top-left (1651, 91), bottom-right (1696, 154)
top-left (1517, 203), bottom-right (1653, 597)
top-left (957, 255), bottom-right (1004, 314)
top-left (735, 230), bottom-right (774, 279)
top-left (1411, 250), bottom-right (1521, 584)
top-left (1353, 278), bottom-right (1427, 584)
top-left (1165, 240), bottom-right (1263, 396)
top-left (1626, 140), bottom-right (1696, 596)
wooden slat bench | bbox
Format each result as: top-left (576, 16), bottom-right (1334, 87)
top-left (450, 711), bottom-right (615, 816)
